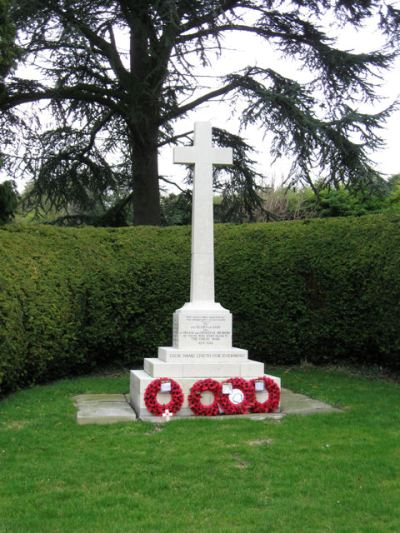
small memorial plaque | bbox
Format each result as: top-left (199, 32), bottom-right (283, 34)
top-left (160, 381), bottom-right (172, 393)
top-left (229, 389), bottom-right (245, 405)
top-left (255, 380), bottom-right (265, 392)
top-left (222, 383), bottom-right (233, 395)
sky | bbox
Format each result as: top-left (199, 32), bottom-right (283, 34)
top-left (158, 16), bottom-right (400, 192)
top-left (3, 6), bottom-right (400, 192)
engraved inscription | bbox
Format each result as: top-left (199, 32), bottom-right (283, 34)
top-left (179, 314), bottom-right (231, 346)
top-left (167, 352), bottom-right (243, 360)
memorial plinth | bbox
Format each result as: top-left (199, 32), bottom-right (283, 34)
top-left (130, 122), bottom-right (281, 418)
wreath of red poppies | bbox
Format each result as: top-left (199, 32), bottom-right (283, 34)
top-left (188, 378), bottom-right (222, 416)
top-left (219, 377), bottom-right (256, 415)
top-left (144, 376), bottom-right (281, 417)
top-left (250, 376), bottom-right (281, 413)
top-left (144, 378), bottom-right (184, 416)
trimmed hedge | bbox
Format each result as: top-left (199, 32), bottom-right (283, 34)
top-left (1, 213), bottom-right (399, 395)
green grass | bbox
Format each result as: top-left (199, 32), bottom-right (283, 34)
top-left (1, 367), bottom-right (399, 533)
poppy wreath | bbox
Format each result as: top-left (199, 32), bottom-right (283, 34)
top-left (250, 377), bottom-right (281, 413)
top-left (219, 377), bottom-right (256, 415)
top-left (144, 378), bottom-right (184, 416)
top-left (188, 378), bottom-right (222, 416)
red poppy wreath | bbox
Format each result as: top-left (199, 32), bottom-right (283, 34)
top-left (250, 376), bottom-right (281, 413)
top-left (144, 378), bottom-right (184, 416)
top-left (219, 377), bottom-right (255, 415)
top-left (188, 378), bottom-right (222, 416)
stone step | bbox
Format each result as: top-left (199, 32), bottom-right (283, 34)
top-left (144, 357), bottom-right (263, 378)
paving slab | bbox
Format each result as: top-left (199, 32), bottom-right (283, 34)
top-left (280, 389), bottom-right (342, 415)
top-left (73, 388), bottom-right (342, 425)
top-left (73, 394), bottom-right (136, 425)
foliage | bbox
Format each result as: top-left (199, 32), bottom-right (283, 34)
top-left (160, 192), bottom-right (192, 226)
top-left (1, 212), bottom-right (400, 396)
top-left (0, 1), bottom-right (399, 225)
top-left (297, 176), bottom-right (397, 218)
top-left (388, 173), bottom-right (400, 205)
top-left (0, 0), bottom-right (18, 82)
top-left (0, 179), bottom-right (18, 223)
top-left (219, 176), bottom-right (400, 222)
top-left (1, 368), bottom-right (400, 532)
top-left (304, 187), bottom-right (382, 217)
top-left (17, 180), bottom-right (135, 226)
top-left (159, 178), bottom-right (400, 225)
top-left (259, 185), bottom-right (316, 220)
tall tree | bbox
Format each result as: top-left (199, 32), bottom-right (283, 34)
top-left (0, 0), bottom-right (18, 82)
top-left (0, 180), bottom-right (18, 223)
top-left (0, 1), bottom-right (399, 225)
top-left (0, 0), bottom-right (19, 222)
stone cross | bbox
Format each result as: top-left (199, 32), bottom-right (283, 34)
top-left (174, 122), bottom-right (232, 304)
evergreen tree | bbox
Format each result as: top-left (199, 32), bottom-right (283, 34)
top-left (0, 1), bottom-right (399, 225)
top-left (0, 0), bottom-right (18, 81)
top-left (0, 179), bottom-right (18, 224)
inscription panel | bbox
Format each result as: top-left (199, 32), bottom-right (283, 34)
top-left (166, 352), bottom-right (244, 360)
top-left (158, 346), bottom-right (248, 362)
top-left (173, 312), bottom-right (232, 349)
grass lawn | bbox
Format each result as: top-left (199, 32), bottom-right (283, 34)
top-left (0, 366), bottom-right (399, 533)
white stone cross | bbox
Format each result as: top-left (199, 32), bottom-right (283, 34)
top-left (174, 122), bottom-right (232, 303)
top-left (162, 409), bottom-right (173, 422)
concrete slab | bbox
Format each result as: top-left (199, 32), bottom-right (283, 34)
top-left (281, 389), bottom-right (342, 415)
top-left (72, 388), bottom-right (341, 424)
top-left (73, 394), bottom-right (136, 425)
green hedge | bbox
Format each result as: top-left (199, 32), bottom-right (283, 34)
top-left (1, 213), bottom-right (399, 394)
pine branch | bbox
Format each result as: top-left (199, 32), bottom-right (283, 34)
top-left (53, 4), bottom-right (131, 89)
top-left (1, 81), bottom-right (125, 114)
top-left (178, 0), bottom-right (243, 33)
top-left (160, 79), bottom-right (240, 122)
top-left (159, 175), bottom-right (187, 193)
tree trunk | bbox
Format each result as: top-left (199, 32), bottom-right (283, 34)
top-left (131, 128), bottom-right (161, 226)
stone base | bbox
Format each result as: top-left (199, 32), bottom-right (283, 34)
top-left (130, 369), bottom-right (281, 419)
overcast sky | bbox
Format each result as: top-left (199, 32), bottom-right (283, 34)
top-left (4, 8), bottom-right (400, 192)
top-left (159, 16), bottom-right (400, 192)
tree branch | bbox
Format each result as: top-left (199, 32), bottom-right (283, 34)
top-left (177, 23), bottom-right (284, 44)
top-left (54, 6), bottom-right (131, 89)
top-left (157, 130), bottom-right (192, 147)
top-left (178, 0), bottom-right (242, 33)
top-left (1, 85), bottom-right (125, 115)
top-left (159, 175), bottom-right (187, 193)
top-left (160, 79), bottom-right (240, 123)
